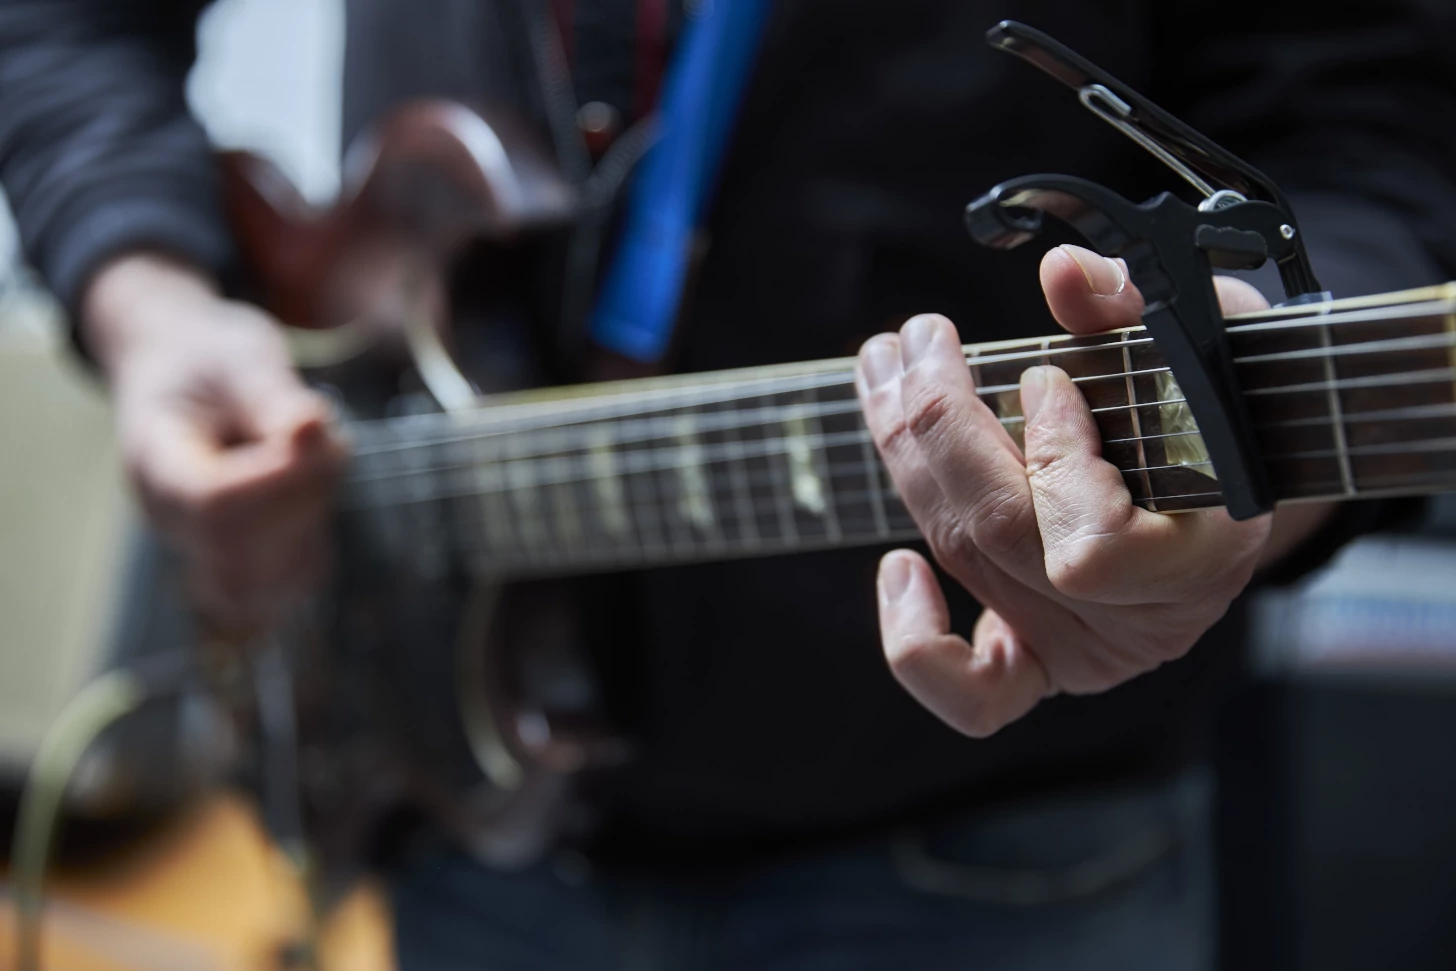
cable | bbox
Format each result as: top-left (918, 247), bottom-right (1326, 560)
top-left (11, 670), bottom-right (146, 971)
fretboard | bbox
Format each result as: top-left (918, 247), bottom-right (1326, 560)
top-left (343, 283), bottom-right (1456, 579)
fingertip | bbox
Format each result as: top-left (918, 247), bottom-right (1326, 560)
top-left (878, 549), bottom-right (916, 604)
top-left (877, 549), bottom-right (949, 633)
top-left (1040, 245), bottom-right (1146, 335)
top-left (898, 313), bottom-right (959, 370)
top-left (857, 332), bottom-right (903, 396)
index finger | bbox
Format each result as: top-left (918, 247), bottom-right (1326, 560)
top-left (890, 313), bottom-right (1050, 584)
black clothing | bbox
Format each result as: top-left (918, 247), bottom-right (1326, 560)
top-left (1, 0), bottom-right (1452, 865)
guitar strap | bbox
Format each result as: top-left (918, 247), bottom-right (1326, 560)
top-left (586, 0), bottom-right (773, 363)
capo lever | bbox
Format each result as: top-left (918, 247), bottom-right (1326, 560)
top-left (964, 21), bottom-right (1326, 519)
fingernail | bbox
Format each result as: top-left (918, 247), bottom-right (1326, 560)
top-left (1021, 366), bottom-right (1050, 424)
top-left (880, 552), bottom-right (913, 603)
top-left (900, 314), bottom-right (940, 367)
top-left (860, 335), bottom-right (901, 390)
top-left (1060, 244), bottom-right (1125, 296)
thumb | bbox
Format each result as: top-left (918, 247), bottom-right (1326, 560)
top-left (877, 549), bottom-right (1050, 738)
top-left (229, 363), bottom-right (333, 452)
top-left (1040, 244), bottom-right (1147, 335)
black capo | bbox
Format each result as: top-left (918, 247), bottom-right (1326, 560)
top-left (966, 21), bottom-right (1328, 520)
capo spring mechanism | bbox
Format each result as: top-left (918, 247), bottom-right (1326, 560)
top-left (966, 21), bottom-right (1330, 520)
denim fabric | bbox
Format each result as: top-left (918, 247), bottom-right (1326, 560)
top-left (390, 769), bottom-right (1213, 971)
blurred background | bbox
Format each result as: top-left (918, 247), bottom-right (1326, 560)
top-left (2, 1), bottom-right (1456, 969)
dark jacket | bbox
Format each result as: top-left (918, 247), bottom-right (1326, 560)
top-left (2, 0), bottom-right (1453, 864)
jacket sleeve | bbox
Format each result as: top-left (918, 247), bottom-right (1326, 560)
top-left (1157, 0), bottom-right (1456, 298)
top-left (0, 0), bottom-right (233, 329)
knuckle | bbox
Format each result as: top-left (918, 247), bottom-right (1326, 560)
top-left (1044, 534), bottom-right (1118, 600)
top-left (964, 487), bottom-right (1038, 558)
top-left (872, 408), bottom-right (916, 459)
top-left (927, 518), bottom-right (978, 571)
top-left (904, 385), bottom-right (954, 443)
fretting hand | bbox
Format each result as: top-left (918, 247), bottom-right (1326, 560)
top-left (855, 244), bottom-right (1329, 737)
top-left (84, 253), bottom-right (347, 631)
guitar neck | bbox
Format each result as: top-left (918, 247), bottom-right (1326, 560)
top-left (343, 283), bottom-right (1456, 578)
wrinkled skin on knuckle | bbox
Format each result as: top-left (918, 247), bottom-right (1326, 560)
top-left (926, 519), bottom-right (981, 577)
top-left (1044, 528), bottom-right (1126, 601)
top-left (873, 408), bottom-right (915, 459)
top-left (964, 486), bottom-right (1038, 558)
top-left (903, 384), bottom-right (956, 444)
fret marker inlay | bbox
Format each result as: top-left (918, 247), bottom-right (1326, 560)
top-left (1155, 371), bottom-right (1217, 480)
top-left (784, 411), bottom-right (827, 516)
top-left (673, 415), bottom-right (716, 531)
top-left (587, 428), bottom-right (631, 539)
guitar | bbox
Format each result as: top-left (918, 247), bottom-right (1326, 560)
top-left (211, 83), bottom-right (1456, 890)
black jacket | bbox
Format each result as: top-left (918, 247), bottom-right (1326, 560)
top-left (3, 0), bottom-right (1453, 863)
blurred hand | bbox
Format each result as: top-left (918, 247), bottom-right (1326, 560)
top-left (855, 244), bottom-right (1331, 737)
top-left (84, 253), bottom-right (347, 631)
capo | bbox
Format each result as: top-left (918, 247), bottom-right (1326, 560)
top-left (965, 21), bottom-right (1329, 520)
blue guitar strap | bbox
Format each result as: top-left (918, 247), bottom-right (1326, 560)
top-left (588, 0), bottom-right (773, 363)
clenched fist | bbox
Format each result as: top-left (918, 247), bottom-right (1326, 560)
top-left (83, 253), bottom-right (347, 631)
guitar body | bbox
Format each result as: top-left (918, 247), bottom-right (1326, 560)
top-left (220, 100), bottom-right (623, 889)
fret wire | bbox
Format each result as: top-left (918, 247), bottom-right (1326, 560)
top-left (687, 406), bottom-right (726, 549)
top-left (802, 384), bottom-right (843, 544)
top-left (765, 398), bottom-right (802, 546)
top-left (716, 401), bottom-right (763, 550)
top-left (1121, 330), bottom-right (1156, 512)
top-left (1317, 313), bottom-right (1357, 496)
top-left (624, 427), bottom-right (669, 556)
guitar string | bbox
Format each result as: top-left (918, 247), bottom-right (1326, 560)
top-left (347, 410), bottom-right (1456, 517)
top-left (345, 299), bottom-right (1456, 450)
top-left (352, 296), bottom-right (1454, 435)
top-left (415, 458), bottom-right (1456, 572)
top-left (347, 362), bottom-right (1456, 497)
top-left (347, 319), bottom-right (1456, 463)
top-left (345, 298), bottom-right (1456, 450)
top-left (442, 458), bottom-right (1456, 569)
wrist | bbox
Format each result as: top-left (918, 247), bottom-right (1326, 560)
top-left (79, 251), bottom-right (223, 376)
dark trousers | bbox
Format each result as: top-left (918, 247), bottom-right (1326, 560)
top-left (390, 768), bottom-right (1214, 971)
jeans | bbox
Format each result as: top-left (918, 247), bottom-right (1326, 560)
top-left (391, 769), bottom-right (1214, 971)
